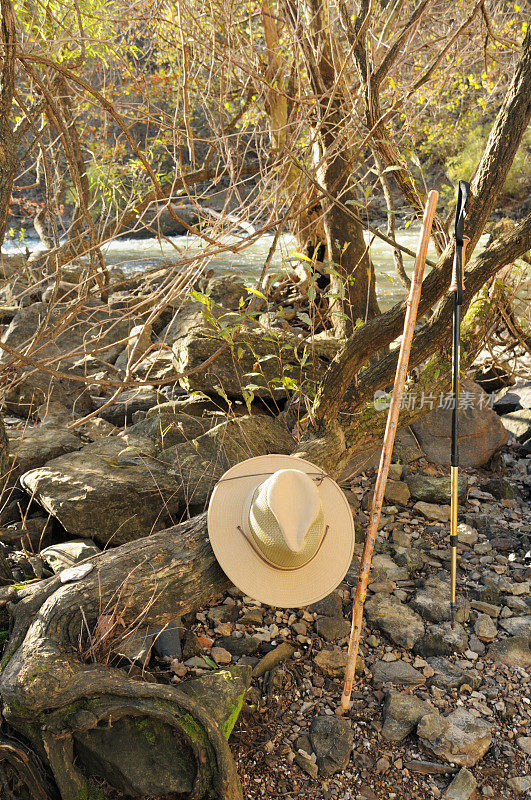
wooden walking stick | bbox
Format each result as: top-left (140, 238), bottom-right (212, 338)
top-left (450, 180), bottom-right (470, 627)
top-left (340, 190), bottom-right (439, 712)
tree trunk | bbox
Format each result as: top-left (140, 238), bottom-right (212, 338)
top-left (0, 0), bottom-right (17, 246)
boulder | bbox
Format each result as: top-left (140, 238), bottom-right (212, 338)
top-left (1, 301), bottom-right (131, 415)
top-left (20, 437), bottom-right (182, 546)
top-left (364, 594), bottom-right (425, 649)
top-left (410, 378), bottom-right (508, 467)
top-left (5, 424), bottom-right (83, 483)
top-left (417, 708), bottom-right (492, 767)
top-left (405, 474), bottom-right (468, 505)
top-left (498, 616), bottom-right (531, 638)
top-left (501, 409), bottom-right (531, 443)
top-left (134, 203), bottom-right (200, 238)
top-left (159, 415), bottom-right (296, 509)
top-left (95, 387), bottom-right (160, 426)
top-left (172, 327), bottom-right (340, 398)
top-left (309, 715), bottom-right (353, 777)
top-left (494, 382), bottom-right (531, 413)
top-left (382, 691), bottom-right (434, 742)
top-left (179, 665), bottom-right (251, 738)
top-left (383, 480), bottom-right (410, 506)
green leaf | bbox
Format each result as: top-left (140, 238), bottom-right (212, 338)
top-left (202, 655), bottom-right (218, 669)
top-left (245, 287), bottom-right (267, 301)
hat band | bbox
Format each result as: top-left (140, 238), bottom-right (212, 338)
top-left (236, 524), bottom-right (329, 572)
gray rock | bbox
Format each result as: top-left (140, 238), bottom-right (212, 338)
top-left (173, 327), bottom-right (340, 398)
top-left (96, 387), bottom-right (159, 426)
top-left (488, 635), bottom-right (531, 667)
top-left (410, 378), bottom-right (508, 467)
top-left (6, 425), bottom-right (83, 483)
top-left (1, 301), bottom-right (130, 415)
top-left (426, 658), bottom-right (481, 691)
top-left (443, 767), bottom-right (477, 799)
top-left (494, 382), bottom-right (531, 413)
top-left (309, 715), bottom-right (353, 777)
top-left (382, 691), bottom-right (434, 742)
top-left (215, 635), bottom-right (261, 657)
top-left (309, 591), bottom-right (343, 618)
top-left (410, 577), bottom-right (470, 624)
top-left (392, 545), bottom-right (426, 573)
top-left (21, 440), bottom-right (182, 546)
top-left (371, 660), bottom-right (425, 686)
top-left (498, 615), bottom-right (531, 637)
top-left (40, 540), bottom-right (101, 573)
top-left (369, 554), bottom-right (409, 582)
top-left (517, 737), bottom-right (531, 757)
top-left (479, 478), bottom-right (522, 501)
top-left (160, 414), bottom-right (296, 509)
top-left (507, 777), bottom-right (531, 795)
top-left (405, 474), bottom-right (468, 504)
top-left (124, 412), bottom-right (215, 450)
top-left (365, 594), bottom-right (425, 649)
top-left (457, 524), bottom-right (478, 546)
top-left (384, 480), bottom-right (410, 506)
top-left (414, 622), bottom-right (468, 657)
top-left (413, 501), bottom-right (450, 523)
top-left (315, 616), bottom-right (350, 641)
top-left (314, 648), bottom-right (363, 678)
top-left (417, 708), bottom-right (492, 767)
top-left (152, 621), bottom-right (183, 659)
top-left (474, 614), bottom-right (498, 643)
top-left (295, 752), bottom-right (318, 779)
top-left (501, 409), bottom-right (531, 443)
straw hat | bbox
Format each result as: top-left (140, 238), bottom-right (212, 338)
top-left (207, 454), bottom-right (355, 608)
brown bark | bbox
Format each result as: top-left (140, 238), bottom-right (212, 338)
top-left (0, 0), bottom-right (17, 246)
top-left (0, 513), bottom-right (242, 800)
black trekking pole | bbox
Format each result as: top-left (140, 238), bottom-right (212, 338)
top-left (450, 180), bottom-right (470, 628)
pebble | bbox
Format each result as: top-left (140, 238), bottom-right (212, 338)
top-left (210, 646), bottom-right (232, 665)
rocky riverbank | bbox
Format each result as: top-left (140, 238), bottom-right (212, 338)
top-left (0, 250), bottom-right (529, 799)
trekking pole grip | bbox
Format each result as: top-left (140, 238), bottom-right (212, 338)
top-left (449, 236), bottom-right (470, 294)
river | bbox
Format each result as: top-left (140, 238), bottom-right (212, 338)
top-left (3, 229), bottom-right (440, 312)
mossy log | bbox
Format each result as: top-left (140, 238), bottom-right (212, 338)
top-left (0, 514), bottom-right (244, 800)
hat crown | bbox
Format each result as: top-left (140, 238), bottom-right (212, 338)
top-left (249, 469), bottom-right (324, 569)
top-left (265, 469), bottom-right (321, 553)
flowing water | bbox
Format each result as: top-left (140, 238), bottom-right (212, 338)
top-left (3, 229), bottom-right (440, 312)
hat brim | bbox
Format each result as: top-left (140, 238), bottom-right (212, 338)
top-left (207, 454), bottom-right (355, 608)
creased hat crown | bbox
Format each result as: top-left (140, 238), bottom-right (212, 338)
top-left (248, 469), bottom-right (325, 569)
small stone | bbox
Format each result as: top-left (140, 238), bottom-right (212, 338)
top-left (426, 657), bottom-right (481, 691)
top-left (382, 691), bottom-right (434, 742)
top-left (364, 594), bottom-right (425, 650)
top-left (376, 757), bottom-right (391, 773)
top-left (40, 540), bottom-right (101, 573)
top-left (392, 529), bottom-right (412, 548)
top-left (371, 660), bottom-right (425, 686)
top-left (252, 642), bottom-right (295, 678)
top-left (507, 777), bottom-right (531, 795)
top-left (170, 660), bottom-right (187, 677)
top-left (474, 614), bottom-right (497, 643)
top-left (470, 601), bottom-right (500, 618)
top-left (414, 622), bottom-right (468, 658)
top-left (239, 608), bottom-right (264, 626)
top-left (488, 635), bottom-right (531, 668)
top-left (294, 752), bottom-right (319, 779)
top-left (517, 737), bottom-right (531, 757)
top-left (210, 646), bottom-right (232, 665)
top-left (417, 708), bottom-right (492, 767)
top-left (314, 648), bottom-right (363, 678)
top-left (309, 592), bottom-right (343, 618)
top-left (443, 767), bottom-right (477, 800)
top-left (414, 502), bottom-right (451, 523)
top-left (309, 715), bottom-right (353, 777)
top-left (384, 480), bottom-right (410, 506)
top-left (456, 524), bottom-right (478, 546)
top-left (315, 616), bottom-right (351, 641)
top-left (215, 635), bottom-right (260, 657)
